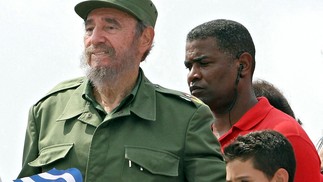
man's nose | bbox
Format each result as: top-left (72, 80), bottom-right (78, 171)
top-left (187, 64), bottom-right (201, 83)
top-left (90, 27), bottom-right (106, 45)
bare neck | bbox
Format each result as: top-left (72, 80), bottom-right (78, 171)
top-left (212, 92), bottom-right (258, 137)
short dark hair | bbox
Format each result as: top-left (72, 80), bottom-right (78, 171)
top-left (253, 80), bottom-right (295, 118)
top-left (223, 130), bottom-right (296, 182)
top-left (252, 79), bottom-right (302, 125)
top-left (186, 19), bottom-right (256, 75)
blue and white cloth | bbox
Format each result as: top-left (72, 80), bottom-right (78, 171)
top-left (14, 168), bottom-right (82, 182)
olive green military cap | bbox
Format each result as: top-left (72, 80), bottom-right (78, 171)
top-left (75, 0), bottom-right (158, 27)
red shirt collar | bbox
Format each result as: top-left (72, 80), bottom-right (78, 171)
top-left (211, 97), bottom-right (273, 140)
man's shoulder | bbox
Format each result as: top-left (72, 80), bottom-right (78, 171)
top-left (36, 77), bottom-right (85, 104)
top-left (153, 84), bottom-right (205, 107)
top-left (47, 77), bottom-right (85, 93)
top-left (140, 72), bottom-right (206, 108)
top-left (260, 107), bottom-right (310, 138)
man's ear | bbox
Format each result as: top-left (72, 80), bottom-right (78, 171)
top-left (272, 168), bottom-right (289, 182)
top-left (237, 52), bottom-right (252, 78)
top-left (139, 27), bottom-right (154, 51)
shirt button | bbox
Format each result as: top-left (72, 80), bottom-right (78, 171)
top-left (87, 113), bottom-right (92, 118)
top-left (115, 111), bottom-right (123, 116)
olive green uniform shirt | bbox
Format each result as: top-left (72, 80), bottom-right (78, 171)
top-left (18, 70), bottom-right (225, 181)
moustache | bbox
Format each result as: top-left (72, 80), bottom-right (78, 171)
top-left (85, 44), bottom-right (115, 57)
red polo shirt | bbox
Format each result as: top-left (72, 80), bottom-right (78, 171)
top-left (218, 97), bottom-right (321, 182)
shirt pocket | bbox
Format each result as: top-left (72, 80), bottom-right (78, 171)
top-left (28, 143), bottom-right (74, 167)
top-left (123, 145), bottom-right (180, 181)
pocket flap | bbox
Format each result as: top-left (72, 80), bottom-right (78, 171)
top-left (29, 143), bottom-right (74, 167)
top-left (125, 146), bottom-right (179, 176)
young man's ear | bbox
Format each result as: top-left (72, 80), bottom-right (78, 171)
top-left (272, 168), bottom-right (289, 182)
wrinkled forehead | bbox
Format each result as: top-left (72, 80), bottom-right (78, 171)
top-left (185, 38), bottom-right (219, 58)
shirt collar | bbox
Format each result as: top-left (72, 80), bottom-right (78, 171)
top-left (59, 68), bottom-right (156, 124)
top-left (128, 69), bottom-right (156, 121)
top-left (82, 72), bottom-right (141, 114)
top-left (234, 97), bottom-right (272, 130)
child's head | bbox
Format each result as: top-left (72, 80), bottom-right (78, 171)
top-left (223, 130), bottom-right (296, 182)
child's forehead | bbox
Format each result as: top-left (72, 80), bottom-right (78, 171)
top-left (226, 158), bottom-right (270, 182)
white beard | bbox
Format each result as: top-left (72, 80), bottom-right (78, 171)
top-left (80, 42), bottom-right (139, 90)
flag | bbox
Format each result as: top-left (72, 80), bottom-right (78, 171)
top-left (14, 168), bottom-right (82, 182)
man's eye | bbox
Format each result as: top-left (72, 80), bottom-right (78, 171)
top-left (199, 62), bottom-right (209, 66)
top-left (106, 26), bottom-right (116, 30)
top-left (184, 63), bottom-right (192, 70)
top-left (241, 180), bottom-right (250, 182)
top-left (105, 25), bottom-right (119, 33)
top-left (85, 27), bottom-right (94, 35)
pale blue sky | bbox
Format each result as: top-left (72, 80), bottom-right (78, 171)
top-left (1, 0), bottom-right (323, 181)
